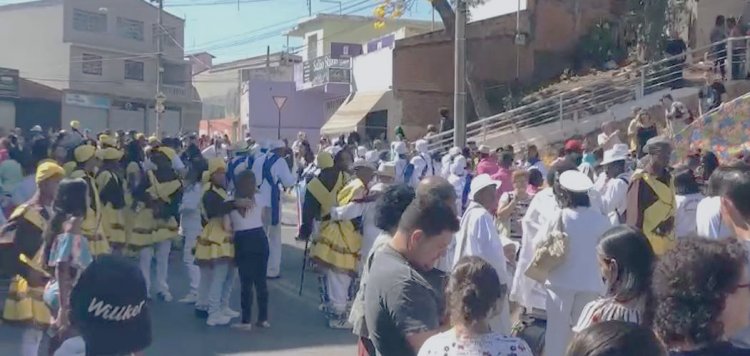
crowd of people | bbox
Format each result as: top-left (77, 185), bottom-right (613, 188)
top-left (4, 113), bottom-right (750, 356)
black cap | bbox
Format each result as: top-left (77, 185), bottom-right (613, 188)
top-left (70, 255), bottom-right (151, 355)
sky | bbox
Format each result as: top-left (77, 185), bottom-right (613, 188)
top-left (0, 0), bottom-right (526, 64)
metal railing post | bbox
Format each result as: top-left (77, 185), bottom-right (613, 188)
top-left (638, 67), bottom-right (646, 98)
top-left (559, 94), bottom-right (564, 134)
top-left (728, 38), bottom-right (735, 80)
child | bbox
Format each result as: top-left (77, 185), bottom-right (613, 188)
top-left (227, 170), bottom-right (270, 330)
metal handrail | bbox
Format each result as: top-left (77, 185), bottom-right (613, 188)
top-left (428, 35), bottom-right (750, 152)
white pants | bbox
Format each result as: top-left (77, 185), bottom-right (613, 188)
top-left (182, 233), bottom-right (200, 294)
top-left (139, 240), bottom-right (172, 295)
top-left (21, 328), bottom-right (42, 356)
top-left (326, 269), bottom-right (352, 314)
top-left (207, 261), bottom-right (236, 315)
top-left (263, 207), bottom-right (282, 277)
top-left (544, 286), bottom-right (599, 356)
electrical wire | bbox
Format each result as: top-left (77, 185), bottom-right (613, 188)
top-left (165, 0), bottom-right (274, 7)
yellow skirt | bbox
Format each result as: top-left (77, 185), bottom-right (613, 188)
top-left (152, 216), bottom-right (179, 244)
top-left (195, 219), bottom-right (234, 264)
top-left (310, 221), bottom-right (361, 273)
top-left (85, 234), bottom-right (111, 256)
top-left (2, 276), bottom-right (51, 329)
top-left (101, 204), bottom-right (126, 246)
top-left (128, 207), bottom-right (156, 249)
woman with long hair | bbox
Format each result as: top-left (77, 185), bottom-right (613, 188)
top-left (41, 178), bottom-right (93, 353)
top-left (574, 225), bottom-right (655, 332)
top-left (418, 256), bottom-right (532, 356)
top-left (567, 320), bottom-right (665, 356)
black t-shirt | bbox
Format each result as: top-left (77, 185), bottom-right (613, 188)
top-left (665, 39), bottom-right (687, 59)
top-left (669, 342), bottom-right (750, 355)
top-left (364, 245), bottom-right (446, 356)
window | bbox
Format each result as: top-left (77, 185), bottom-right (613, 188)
top-left (307, 34), bottom-right (318, 60)
top-left (124, 60), bottom-right (144, 81)
top-left (81, 53), bottom-right (103, 75)
top-left (116, 17), bottom-right (144, 41)
top-left (73, 9), bottom-right (107, 33)
top-left (163, 63), bottom-right (186, 86)
top-left (152, 24), bottom-right (178, 48)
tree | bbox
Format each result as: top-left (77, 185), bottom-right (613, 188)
top-left (376, 0), bottom-right (492, 119)
top-left (624, 0), bottom-right (670, 60)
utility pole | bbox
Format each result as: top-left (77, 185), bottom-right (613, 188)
top-left (453, 0), bottom-right (467, 148)
top-left (154, 0), bottom-right (165, 138)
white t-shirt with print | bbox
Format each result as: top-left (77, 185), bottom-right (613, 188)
top-left (418, 329), bottom-right (533, 356)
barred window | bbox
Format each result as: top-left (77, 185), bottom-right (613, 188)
top-left (116, 17), bottom-right (144, 41)
top-left (81, 53), bottom-right (103, 76)
top-left (73, 9), bottom-right (107, 33)
top-left (124, 60), bottom-right (144, 81)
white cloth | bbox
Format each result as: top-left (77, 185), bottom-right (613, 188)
top-left (409, 153), bottom-right (435, 187)
top-left (696, 196), bottom-right (732, 239)
top-left (448, 173), bottom-right (468, 215)
top-left (598, 173), bottom-right (629, 225)
top-left (441, 154), bottom-right (454, 178)
top-left (201, 144), bottom-right (228, 160)
top-left (418, 329), bottom-right (533, 356)
top-left (452, 202), bottom-right (511, 334)
top-left (263, 208), bottom-right (283, 277)
top-left (228, 196), bottom-right (267, 231)
top-left (393, 157), bottom-right (408, 184)
top-left (172, 154), bottom-right (186, 173)
top-left (578, 162), bottom-right (595, 181)
top-left (573, 297), bottom-right (646, 333)
top-left (252, 153), bottom-right (296, 209)
top-left (597, 132), bottom-right (622, 150)
top-left (543, 207), bottom-right (609, 294)
top-left (53, 335), bottom-right (85, 356)
top-left (331, 194), bottom-right (381, 272)
top-left (207, 261), bottom-right (236, 315)
top-left (21, 328), bottom-right (43, 356)
top-left (510, 187), bottom-right (556, 311)
top-left (544, 286), bottom-right (599, 356)
top-left (325, 268), bottom-right (353, 314)
top-left (675, 193), bottom-right (705, 239)
top-left (139, 240), bottom-right (172, 296)
top-left (179, 183), bottom-right (203, 238)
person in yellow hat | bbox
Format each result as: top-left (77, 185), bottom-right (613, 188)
top-left (123, 140), bottom-right (154, 258)
top-left (1, 161), bottom-right (64, 356)
top-left (70, 144), bottom-right (109, 256)
top-left (95, 146), bottom-right (126, 253)
top-left (194, 157), bottom-right (237, 326)
top-left (139, 147), bottom-right (183, 302)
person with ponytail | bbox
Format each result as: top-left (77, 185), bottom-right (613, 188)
top-left (1, 161), bottom-right (64, 356)
top-left (418, 256), bottom-right (532, 356)
top-left (41, 178), bottom-right (93, 353)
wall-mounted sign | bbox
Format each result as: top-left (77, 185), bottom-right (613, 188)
top-left (64, 92), bottom-right (111, 109)
top-left (0, 68), bottom-right (19, 99)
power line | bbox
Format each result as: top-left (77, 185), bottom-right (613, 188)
top-left (165, 0), bottom-right (273, 7)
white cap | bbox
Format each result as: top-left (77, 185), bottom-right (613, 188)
top-left (30, 125), bottom-right (42, 132)
top-left (478, 145), bottom-right (491, 154)
top-left (469, 174), bottom-right (502, 200)
top-left (559, 170), bottom-right (594, 192)
top-left (451, 155), bottom-right (467, 175)
top-left (365, 150), bottom-right (379, 164)
top-left (378, 162), bottom-right (396, 178)
top-left (357, 145), bottom-right (367, 157)
top-left (448, 146), bottom-right (462, 156)
top-left (415, 139), bottom-right (429, 153)
top-left (600, 144), bottom-right (629, 166)
top-left (394, 141), bottom-right (407, 155)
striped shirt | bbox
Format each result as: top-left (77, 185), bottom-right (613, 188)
top-left (573, 297), bottom-right (646, 332)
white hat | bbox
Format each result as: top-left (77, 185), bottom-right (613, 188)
top-left (478, 145), bottom-right (491, 154)
top-left (394, 141), bottom-right (407, 155)
top-left (448, 146), bottom-right (462, 156)
top-left (325, 145), bottom-right (342, 157)
top-left (378, 162), bottom-right (396, 178)
top-left (30, 125), bottom-right (42, 133)
top-left (415, 139), bottom-right (429, 153)
top-left (469, 174), bottom-right (502, 200)
top-left (365, 150), bottom-right (379, 164)
top-left (268, 140), bottom-right (285, 150)
top-left (600, 144), bottom-right (629, 166)
top-left (558, 170), bottom-right (594, 192)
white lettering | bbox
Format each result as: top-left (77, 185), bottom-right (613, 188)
top-left (87, 299), bottom-right (146, 321)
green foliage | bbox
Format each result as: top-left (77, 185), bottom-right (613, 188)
top-left (576, 21), bottom-right (627, 68)
top-left (627, 0), bottom-right (670, 60)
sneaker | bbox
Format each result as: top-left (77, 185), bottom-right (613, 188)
top-left (327, 318), bottom-right (352, 329)
top-left (266, 275), bottom-right (281, 280)
top-left (206, 313), bottom-right (232, 326)
top-left (255, 320), bottom-right (271, 328)
top-left (179, 292), bottom-right (198, 304)
top-left (231, 323), bottom-right (253, 331)
top-left (157, 291), bottom-right (173, 302)
top-left (195, 305), bottom-right (209, 319)
top-left (221, 307), bottom-right (240, 319)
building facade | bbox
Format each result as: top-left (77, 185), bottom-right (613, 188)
top-left (0, 0), bottom-right (200, 135)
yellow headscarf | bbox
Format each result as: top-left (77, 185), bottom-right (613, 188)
top-left (148, 136), bottom-right (160, 146)
top-left (316, 151), bottom-right (334, 169)
top-left (100, 147), bottom-right (123, 161)
top-left (74, 144), bottom-right (96, 163)
top-left (202, 158), bottom-right (226, 183)
top-left (36, 161), bottom-right (64, 184)
top-left (99, 134), bottom-right (117, 148)
top-left (157, 146), bottom-right (176, 161)
top-left (70, 120), bottom-right (81, 130)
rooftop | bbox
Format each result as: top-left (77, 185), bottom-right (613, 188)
top-left (191, 51), bottom-right (301, 75)
top-left (283, 13), bottom-right (437, 37)
top-left (0, 0), bottom-right (184, 21)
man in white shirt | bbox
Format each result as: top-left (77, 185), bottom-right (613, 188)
top-left (408, 139), bottom-right (435, 187)
top-left (597, 144), bottom-right (631, 224)
top-left (597, 121), bottom-right (621, 150)
top-left (452, 174), bottom-right (511, 334)
top-left (441, 146), bottom-right (461, 179)
top-left (392, 141), bottom-right (409, 184)
top-left (697, 166), bottom-right (733, 239)
top-left (252, 140), bottom-right (296, 278)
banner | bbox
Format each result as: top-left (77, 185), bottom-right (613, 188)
top-left (673, 92), bottom-right (750, 162)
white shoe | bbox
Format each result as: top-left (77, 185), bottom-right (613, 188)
top-left (179, 292), bottom-right (198, 304)
top-left (158, 291), bottom-right (173, 302)
top-left (230, 323), bottom-right (253, 331)
top-left (206, 313), bottom-right (232, 326)
top-left (221, 307), bottom-right (240, 319)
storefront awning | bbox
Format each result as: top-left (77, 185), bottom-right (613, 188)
top-left (320, 91), bottom-right (388, 136)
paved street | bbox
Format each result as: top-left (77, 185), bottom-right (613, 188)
top-left (0, 196), bottom-right (358, 355)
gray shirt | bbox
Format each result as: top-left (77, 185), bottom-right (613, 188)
top-left (364, 244), bottom-right (446, 356)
